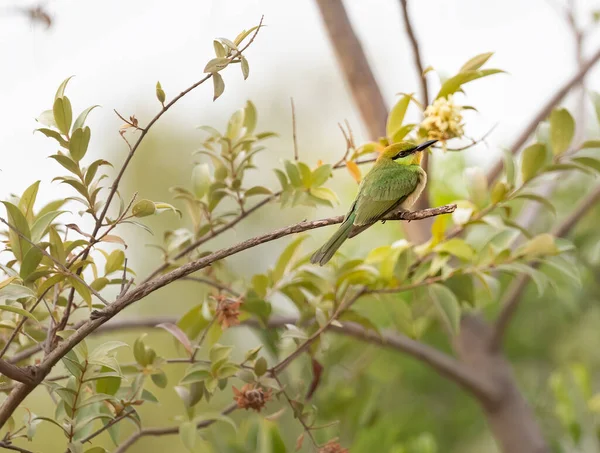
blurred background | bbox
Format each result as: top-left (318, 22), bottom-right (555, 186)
top-left (3, 0), bottom-right (600, 451)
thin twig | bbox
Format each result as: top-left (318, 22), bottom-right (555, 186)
top-left (290, 97), bottom-right (299, 161)
top-left (0, 441), bottom-right (37, 453)
top-left (180, 276), bottom-right (239, 296)
top-left (113, 402), bottom-right (238, 453)
top-left (271, 373), bottom-right (319, 448)
top-left (399, 0), bottom-right (429, 108)
top-left (79, 407), bottom-right (135, 444)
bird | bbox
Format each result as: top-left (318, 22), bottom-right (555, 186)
top-left (310, 139), bottom-right (437, 266)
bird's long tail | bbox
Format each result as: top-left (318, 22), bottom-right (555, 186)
top-left (310, 213), bottom-right (355, 266)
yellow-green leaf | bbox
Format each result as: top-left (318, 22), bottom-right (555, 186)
top-left (69, 127), bottom-right (91, 161)
top-left (386, 95), bottom-right (411, 139)
top-left (428, 284), bottom-right (460, 335)
top-left (521, 143), bottom-right (547, 182)
top-left (550, 108), bottom-right (575, 156)
top-left (53, 97), bottom-right (72, 136)
top-left (2, 201), bottom-right (32, 262)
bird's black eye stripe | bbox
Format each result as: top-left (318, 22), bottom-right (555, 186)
top-left (392, 147), bottom-right (418, 160)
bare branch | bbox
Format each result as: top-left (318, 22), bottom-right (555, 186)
top-left (290, 97), bottom-right (299, 161)
top-left (0, 360), bottom-right (35, 385)
top-left (399, 0), bottom-right (429, 108)
top-left (114, 402), bottom-right (238, 453)
top-left (314, 0), bottom-right (388, 139)
top-left (0, 440), bottom-right (37, 453)
top-left (491, 184), bottom-right (600, 349)
top-left (330, 321), bottom-right (497, 402)
top-left (487, 45), bottom-right (600, 182)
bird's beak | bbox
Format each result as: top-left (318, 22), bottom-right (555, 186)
top-left (415, 139), bottom-right (438, 151)
top-left (393, 139), bottom-right (438, 160)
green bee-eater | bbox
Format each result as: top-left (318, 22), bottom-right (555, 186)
top-left (310, 139), bottom-right (437, 266)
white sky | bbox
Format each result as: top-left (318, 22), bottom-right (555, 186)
top-left (1, 0), bottom-right (600, 218)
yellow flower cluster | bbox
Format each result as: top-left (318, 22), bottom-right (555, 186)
top-left (421, 95), bottom-right (464, 142)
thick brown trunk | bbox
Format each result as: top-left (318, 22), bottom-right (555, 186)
top-left (455, 315), bottom-right (549, 453)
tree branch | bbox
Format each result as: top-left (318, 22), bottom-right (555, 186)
top-left (329, 321), bottom-right (497, 402)
top-left (0, 360), bottom-right (35, 385)
top-left (491, 184), bottom-right (600, 349)
top-left (487, 45), bottom-right (600, 182)
top-left (113, 402), bottom-right (238, 453)
top-left (0, 205), bottom-right (454, 427)
top-left (313, 0), bottom-right (388, 140)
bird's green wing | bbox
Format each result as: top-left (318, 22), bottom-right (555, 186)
top-left (353, 165), bottom-right (420, 226)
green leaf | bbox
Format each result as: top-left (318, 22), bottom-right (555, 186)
top-left (33, 416), bottom-right (69, 435)
top-left (35, 128), bottom-right (69, 148)
top-left (151, 370), bottom-right (168, 388)
top-left (2, 201), bottom-right (32, 262)
top-left (154, 202), bottom-right (182, 217)
top-left (549, 108), bottom-right (575, 156)
top-left (209, 344), bottom-right (232, 364)
top-left (428, 284), bottom-right (460, 335)
top-left (212, 73), bottom-right (225, 101)
top-left (72, 105), bottom-right (100, 132)
top-left (254, 357), bottom-right (267, 377)
top-left (437, 69), bottom-right (503, 99)
top-left (180, 369), bottom-right (211, 385)
top-left (434, 238), bottom-right (475, 261)
top-left (49, 154), bottom-right (80, 175)
top-left (241, 56), bottom-right (250, 80)
top-left (245, 186), bottom-right (272, 198)
top-left (517, 233), bottom-right (558, 258)
top-left (311, 164), bottom-right (332, 187)
top-left (48, 227), bottom-right (66, 265)
top-left (521, 143), bottom-right (547, 182)
top-left (69, 276), bottom-right (92, 308)
top-left (284, 161), bottom-right (302, 187)
top-left (19, 181), bottom-right (40, 224)
top-left (497, 263), bottom-right (549, 296)
top-left (131, 199), bottom-right (156, 218)
top-left (105, 250), bottom-right (125, 275)
top-left (204, 57), bottom-right (230, 73)
top-left (53, 96), bottom-right (73, 136)
top-left (272, 236), bottom-right (306, 282)
top-left (179, 421), bottom-right (197, 452)
top-left (31, 210), bottom-right (67, 243)
top-left (386, 95), bottom-right (411, 139)
top-left (156, 81), bottom-right (166, 105)
top-left (459, 52), bottom-right (494, 72)
top-left (213, 40), bottom-right (226, 57)
top-left (192, 164), bottom-right (211, 198)
top-left (89, 341), bottom-right (128, 363)
top-left (0, 303), bottom-right (38, 322)
top-left (37, 274), bottom-right (66, 296)
top-left (512, 193), bottom-right (556, 216)
top-left (592, 91), bottom-right (600, 126)
top-left (580, 140), bottom-right (600, 149)
top-left (252, 274), bottom-right (269, 298)
top-left (503, 148), bottom-right (516, 188)
top-left (244, 100), bottom-right (257, 133)
top-left (55, 76), bottom-right (74, 100)
top-left (571, 156), bottom-right (600, 173)
top-left (20, 247), bottom-right (43, 279)
top-left (69, 127), bottom-right (91, 161)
